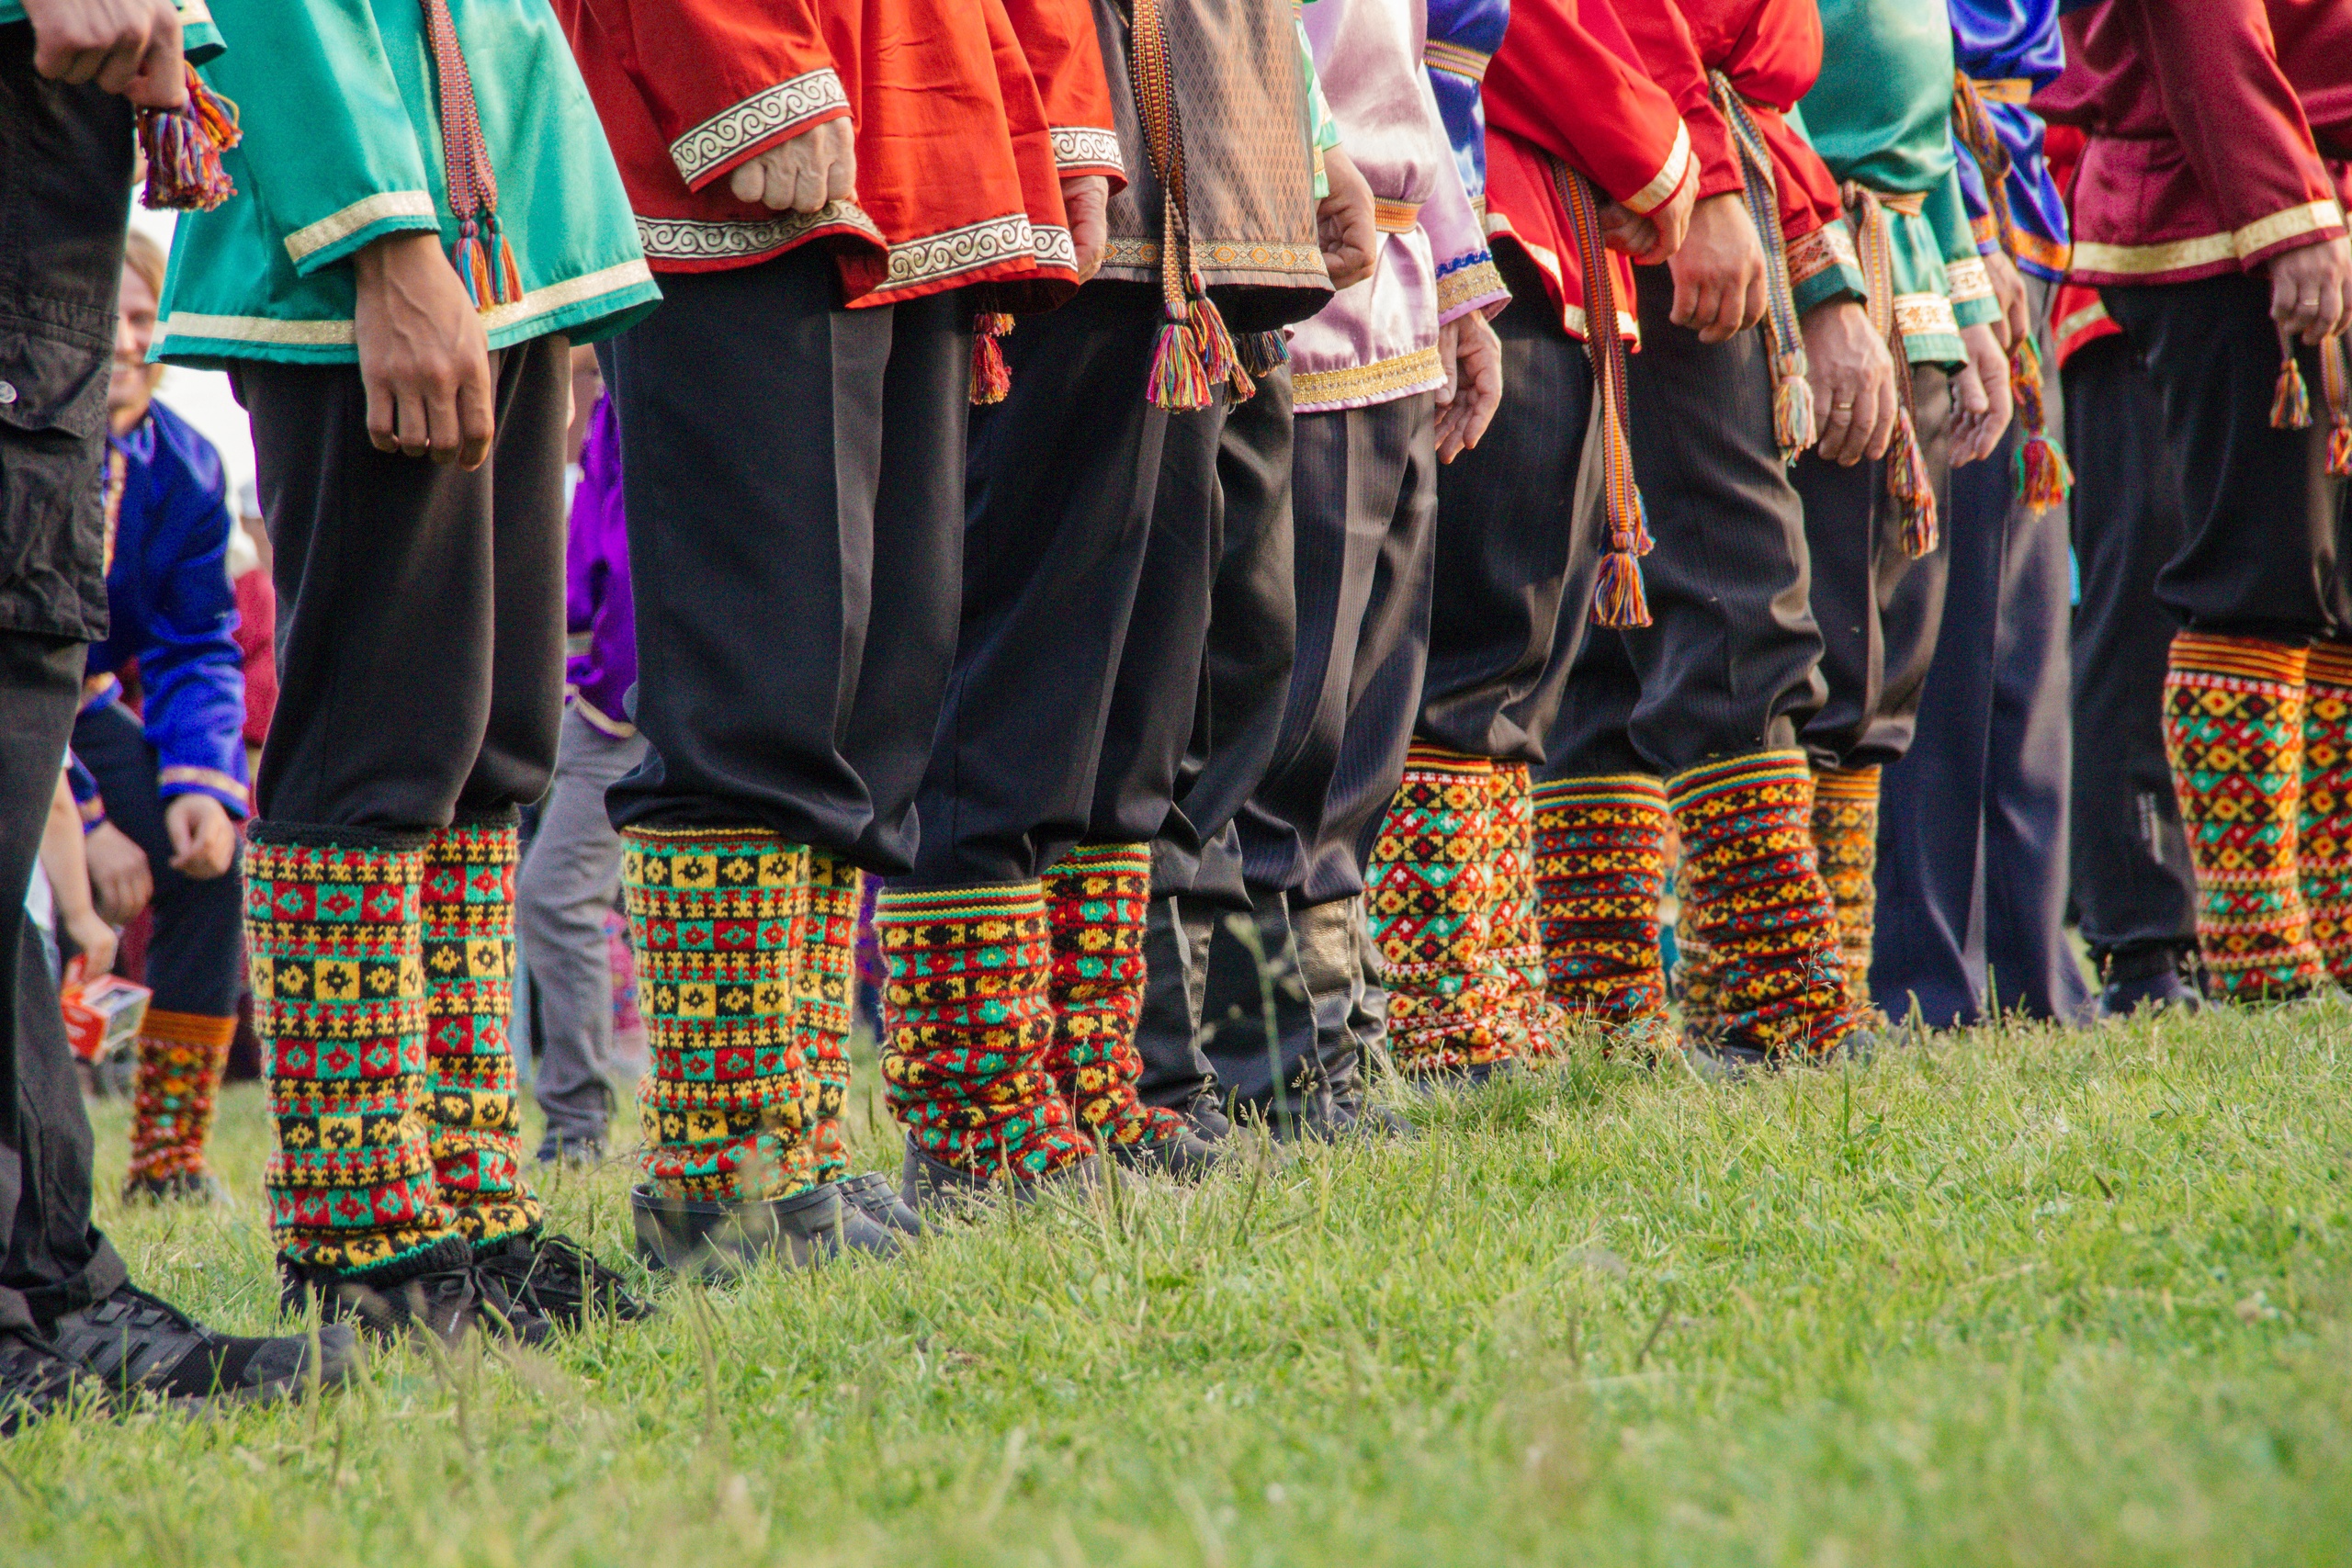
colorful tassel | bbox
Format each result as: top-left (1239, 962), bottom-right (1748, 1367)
top-left (1237, 329), bottom-right (1289, 378)
top-left (1713, 73), bottom-right (1815, 466)
top-left (2006, 333), bottom-right (2073, 509)
top-left (1888, 407), bottom-right (1939, 559)
top-left (422, 0), bottom-right (523, 315)
top-left (2273, 331), bottom-right (2312, 431)
top-left (1593, 544), bottom-right (1650, 630)
top-left (1771, 355), bottom-right (1815, 463)
top-left (137, 64), bottom-right (240, 212)
top-left (2323, 337), bottom-right (2352, 479)
top-left (970, 312), bottom-right (1015, 406)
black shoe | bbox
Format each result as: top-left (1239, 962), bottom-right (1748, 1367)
top-left (1110, 1125), bottom-right (1223, 1180)
top-left (629, 1181), bottom-right (903, 1276)
top-left (0, 1327), bottom-right (111, 1433)
top-left (532, 1131), bottom-right (608, 1167)
top-left (1278, 1092), bottom-right (1414, 1142)
top-left (899, 1140), bottom-right (1102, 1217)
top-left (1177, 1088), bottom-right (1232, 1143)
top-left (2098, 947), bottom-right (2203, 1016)
top-left (838, 1171), bottom-right (925, 1237)
top-left (1684, 1037), bottom-right (1773, 1080)
top-left (49, 1284), bottom-right (361, 1407)
top-left (120, 1170), bottom-right (232, 1206)
top-left (473, 1233), bottom-right (653, 1328)
top-left (279, 1239), bottom-right (552, 1350)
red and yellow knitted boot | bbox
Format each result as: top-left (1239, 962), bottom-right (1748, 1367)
top-left (1668, 751), bottom-right (1864, 1063)
top-left (2301, 639), bottom-right (2352, 985)
top-left (1531, 773), bottom-right (1672, 1056)
top-left (2165, 631), bottom-right (2328, 998)
top-left (421, 813), bottom-right (542, 1247)
top-left (1042, 843), bottom-right (1188, 1149)
top-left (247, 827), bottom-right (458, 1281)
top-left (622, 828), bottom-right (815, 1201)
top-left (123, 1008), bottom-right (235, 1201)
top-left (1487, 763), bottom-right (1566, 1054)
top-left (876, 883), bottom-right (1093, 1182)
top-left (1808, 764), bottom-right (1883, 1015)
top-left (798, 849), bottom-right (864, 1185)
top-left (1366, 742), bottom-right (1525, 1076)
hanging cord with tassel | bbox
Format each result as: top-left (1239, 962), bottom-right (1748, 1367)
top-left (970, 296), bottom-right (1015, 406)
top-left (1844, 182), bottom-right (1939, 558)
top-left (1951, 72), bottom-right (2070, 508)
top-left (420, 0), bottom-right (522, 311)
top-left (2272, 322), bottom-right (2313, 430)
top-left (1709, 71), bottom-right (1812, 465)
top-left (1553, 161), bottom-right (1652, 629)
top-left (1125, 0), bottom-right (1249, 409)
top-left (137, 62), bottom-right (240, 211)
top-left (2324, 335), bottom-right (2352, 478)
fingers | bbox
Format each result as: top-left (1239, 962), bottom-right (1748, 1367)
top-left (1741, 268), bottom-right (1769, 336)
top-left (456, 355), bottom-right (496, 471)
top-left (1861, 367), bottom-right (1897, 462)
top-left (1818, 389), bottom-right (1864, 466)
top-left (393, 384), bottom-right (431, 460)
top-left (364, 370), bottom-right (401, 455)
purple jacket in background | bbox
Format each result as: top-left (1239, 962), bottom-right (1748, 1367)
top-left (566, 394), bottom-right (636, 736)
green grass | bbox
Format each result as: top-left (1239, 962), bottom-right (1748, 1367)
top-left (9, 1001), bottom-right (2352, 1567)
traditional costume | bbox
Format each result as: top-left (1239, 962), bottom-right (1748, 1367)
top-left (1870, 0), bottom-right (2092, 1029)
top-left (162, 0), bottom-right (659, 1336)
top-left (1532, 0), bottom-right (1877, 1069)
top-left (560, 0), bottom-right (1117, 1246)
top-left (2042, 0), bottom-right (2352, 1002)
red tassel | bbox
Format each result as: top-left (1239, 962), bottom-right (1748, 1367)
top-left (2018, 435), bottom-right (2074, 510)
top-left (969, 313), bottom-right (1014, 406)
top-left (1771, 354), bottom-right (1814, 465)
top-left (1592, 541), bottom-right (1652, 629)
top-left (2273, 348), bottom-right (2312, 430)
top-left (137, 64), bottom-right (240, 211)
top-left (1887, 409), bottom-right (1939, 558)
top-left (2329, 424), bottom-right (2352, 479)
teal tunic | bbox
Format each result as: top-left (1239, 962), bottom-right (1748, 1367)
top-left (1792, 0), bottom-right (1995, 366)
top-left (153, 0), bottom-right (658, 369)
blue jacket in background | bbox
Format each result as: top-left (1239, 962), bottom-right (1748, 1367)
top-left (1949, 0), bottom-right (2071, 280)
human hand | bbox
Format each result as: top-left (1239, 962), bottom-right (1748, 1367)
top-left (1061, 175), bottom-right (1109, 285)
top-left (24, 0), bottom-right (184, 107)
top-left (1668, 194), bottom-right (1767, 343)
top-left (1600, 172), bottom-right (1695, 266)
top-left (1434, 311), bottom-right (1502, 463)
top-left (64, 908), bottom-right (118, 978)
top-left (1800, 299), bottom-right (1898, 465)
top-left (1949, 320), bottom-right (2013, 466)
top-left (726, 116), bottom-right (856, 214)
top-left (85, 820), bottom-right (153, 926)
top-left (1317, 146), bottom-right (1378, 290)
top-left (2268, 236), bottom-right (2352, 346)
top-left (164, 793), bottom-right (237, 879)
top-left (354, 231), bottom-right (495, 468)
top-left (1984, 249), bottom-right (2030, 353)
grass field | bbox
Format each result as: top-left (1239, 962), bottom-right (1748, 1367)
top-left (7, 1000), bottom-right (2352, 1567)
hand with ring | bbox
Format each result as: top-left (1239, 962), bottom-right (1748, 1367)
top-left (1800, 298), bottom-right (1899, 465)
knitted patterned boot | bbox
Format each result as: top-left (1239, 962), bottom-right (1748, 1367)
top-left (421, 812), bottom-right (542, 1247)
top-left (876, 883), bottom-right (1096, 1190)
top-left (1365, 742), bottom-right (1524, 1077)
top-left (1808, 764), bottom-right (1883, 1015)
top-left (1487, 763), bottom-right (1566, 1055)
top-left (246, 827), bottom-right (457, 1282)
top-left (1531, 773), bottom-right (1672, 1057)
top-left (622, 828), bottom-right (815, 1201)
top-left (1043, 844), bottom-right (1210, 1175)
top-left (1668, 751), bottom-right (1864, 1066)
top-left (799, 849), bottom-right (864, 1185)
top-left (2165, 631), bottom-right (2328, 999)
top-left (2301, 639), bottom-right (2352, 985)
top-left (122, 1009), bottom-right (235, 1201)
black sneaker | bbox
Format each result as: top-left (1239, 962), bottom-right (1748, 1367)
top-left (2098, 946), bottom-right (2203, 1016)
top-left (533, 1131), bottom-right (608, 1167)
top-left (47, 1284), bottom-right (361, 1407)
top-left (473, 1233), bottom-right (653, 1328)
top-left (0, 1327), bottom-right (110, 1433)
top-left (279, 1241), bottom-right (552, 1350)
top-left (629, 1181), bottom-right (905, 1275)
top-left (121, 1170), bottom-right (232, 1206)
top-left (838, 1172), bottom-right (925, 1237)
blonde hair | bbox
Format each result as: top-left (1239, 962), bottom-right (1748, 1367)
top-left (122, 230), bottom-right (168, 305)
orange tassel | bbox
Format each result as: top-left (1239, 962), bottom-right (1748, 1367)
top-left (2273, 346), bottom-right (2312, 430)
top-left (2018, 435), bottom-right (2074, 510)
top-left (137, 64), bottom-right (240, 211)
top-left (1592, 541), bottom-right (1652, 629)
top-left (2329, 424), bottom-right (2352, 479)
top-left (1888, 409), bottom-right (1939, 558)
top-left (969, 313), bottom-right (1015, 406)
top-left (1771, 354), bottom-right (1815, 466)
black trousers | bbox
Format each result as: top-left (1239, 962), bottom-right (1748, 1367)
top-left (913, 281), bottom-right (1226, 886)
top-left (1544, 265), bottom-right (1822, 781)
top-left (0, 29), bottom-right (130, 1328)
top-left (605, 249), bottom-right (968, 874)
top-left (2100, 276), bottom-right (2349, 638)
top-left (1238, 391), bottom-right (1440, 901)
top-left (1795, 365), bottom-right (1954, 769)
top-left (238, 339), bottom-right (570, 830)
top-left (2064, 333), bottom-right (2199, 962)
top-left (73, 703), bottom-right (243, 1016)
top-left (1874, 279), bottom-right (2091, 1027)
top-left (1417, 242), bottom-right (1598, 762)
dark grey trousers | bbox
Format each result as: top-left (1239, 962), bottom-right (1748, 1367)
top-left (2063, 333), bottom-right (2198, 964)
top-left (1543, 263), bottom-right (1822, 780)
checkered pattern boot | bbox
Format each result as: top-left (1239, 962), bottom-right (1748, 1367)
top-left (1487, 763), bottom-right (1566, 1055)
top-left (1808, 764), bottom-right (1882, 1016)
top-left (1531, 773), bottom-right (1672, 1056)
top-left (2301, 639), bottom-right (2352, 986)
top-left (123, 1008), bottom-right (235, 1200)
top-left (798, 849), bottom-right (864, 1184)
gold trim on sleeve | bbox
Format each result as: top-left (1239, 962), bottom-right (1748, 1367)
top-left (282, 191), bottom-right (438, 265)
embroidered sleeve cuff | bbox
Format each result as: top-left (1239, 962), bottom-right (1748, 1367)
top-left (2234, 200), bottom-right (2348, 269)
top-left (669, 69), bottom-right (852, 191)
top-left (157, 765), bottom-right (252, 818)
top-left (282, 192), bottom-right (440, 275)
top-left (1621, 122), bottom-right (1692, 217)
top-left (1945, 255), bottom-right (1994, 307)
top-left (1050, 126), bottom-right (1126, 180)
top-left (1789, 222), bottom-right (1864, 313)
top-left (1435, 254), bottom-right (1510, 322)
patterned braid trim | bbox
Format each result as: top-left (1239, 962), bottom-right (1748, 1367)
top-left (247, 830), bottom-right (452, 1278)
top-left (126, 1008), bottom-right (235, 1184)
top-left (1530, 773), bottom-right (1668, 1048)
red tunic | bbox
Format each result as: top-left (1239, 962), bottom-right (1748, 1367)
top-left (1481, 0), bottom-right (1695, 341)
top-left (560, 0), bottom-right (1123, 308)
top-left (2038, 0), bottom-right (2352, 288)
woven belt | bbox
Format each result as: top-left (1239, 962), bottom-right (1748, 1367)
top-left (1844, 181), bottom-right (1939, 558)
top-left (1972, 76), bottom-right (2032, 106)
top-left (1373, 198), bottom-right (1421, 234)
top-left (1551, 160), bottom-right (1652, 629)
top-left (1707, 71), bottom-right (1812, 463)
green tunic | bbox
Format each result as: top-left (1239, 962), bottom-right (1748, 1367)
top-left (1792, 0), bottom-right (1995, 367)
top-left (153, 0), bottom-right (657, 370)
